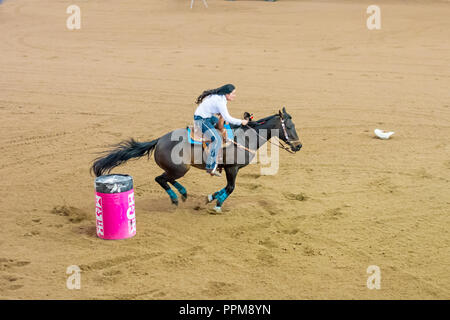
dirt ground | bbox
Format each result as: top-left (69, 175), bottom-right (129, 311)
top-left (1, 0), bottom-right (449, 299)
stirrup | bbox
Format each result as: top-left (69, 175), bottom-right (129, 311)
top-left (207, 170), bottom-right (221, 177)
top-left (206, 167), bottom-right (222, 177)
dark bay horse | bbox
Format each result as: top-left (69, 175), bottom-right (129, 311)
top-left (91, 107), bottom-right (302, 212)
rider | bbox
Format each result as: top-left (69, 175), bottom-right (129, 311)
top-left (194, 84), bottom-right (248, 177)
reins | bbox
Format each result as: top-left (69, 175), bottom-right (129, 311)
top-left (227, 138), bottom-right (256, 154)
top-left (243, 116), bottom-right (297, 154)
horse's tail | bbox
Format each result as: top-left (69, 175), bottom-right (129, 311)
top-left (91, 138), bottom-right (159, 177)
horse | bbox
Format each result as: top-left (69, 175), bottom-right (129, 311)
top-left (91, 107), bottom-right (302, 213)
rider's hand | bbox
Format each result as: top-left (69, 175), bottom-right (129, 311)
top-left (241, 119), bottom-right (249, 126)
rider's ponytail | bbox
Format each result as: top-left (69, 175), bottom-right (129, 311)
top-left (195, 84), bottom-right (235, 104)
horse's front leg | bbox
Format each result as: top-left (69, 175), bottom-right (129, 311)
top-left (207, 166), bottom-right (239, 213)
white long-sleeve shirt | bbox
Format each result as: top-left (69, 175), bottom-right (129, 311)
top-left (194, 94), bottom-right (242, 126)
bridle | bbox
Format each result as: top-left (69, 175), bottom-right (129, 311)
top-left (244, 113), bottom-right (299, 154)
top-left (278, 116), bottom-right (298, 154)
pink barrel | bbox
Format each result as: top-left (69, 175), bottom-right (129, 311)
top-left (94, 174), bottom-right (136, 240)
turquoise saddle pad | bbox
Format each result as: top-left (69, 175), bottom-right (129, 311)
top-left (187, 124), bottom-right (234, 145)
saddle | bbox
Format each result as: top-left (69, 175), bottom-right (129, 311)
top-left (187, 123), bottom-right (234, 149)
top-left (187, 112), bottom-right (253, 150)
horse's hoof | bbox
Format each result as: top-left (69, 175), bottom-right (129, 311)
top-left (208, 206), bottom-right (222, 214)
top-left (206, 194), bottom-right (214, 204)
top-left (171, 199), bottom-right (179, 206)
top-left (181, 193), bottom-right (187, 202)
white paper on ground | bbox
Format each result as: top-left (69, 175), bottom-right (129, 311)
top-left (374, 129), bottom-right (395, 140)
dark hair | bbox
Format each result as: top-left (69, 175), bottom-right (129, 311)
top-left (195, 84), bottom-right (235, 104)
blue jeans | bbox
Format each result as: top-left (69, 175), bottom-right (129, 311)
top-left (194, 115), bottom-right (222, 170)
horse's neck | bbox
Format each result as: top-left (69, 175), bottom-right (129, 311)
top-left (246, 117), bottom-right (280, 150)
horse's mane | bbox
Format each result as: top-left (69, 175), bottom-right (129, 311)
top-left (254, 114), bottom-right (278, 124)
top-left (229, 113), bottom-right (278, 130)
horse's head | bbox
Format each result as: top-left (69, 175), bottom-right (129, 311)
top-left (278, 107), bottom-right (302, 152)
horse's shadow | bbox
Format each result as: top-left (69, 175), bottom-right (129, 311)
top-left (137, 194), bottom-right (214, 214)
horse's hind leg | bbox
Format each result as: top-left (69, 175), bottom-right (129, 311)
top-left (168, 178), bottom-right (187, 202)
top-left (153, 131), bottom-right (190, 206)
top-left (155, 173), bottom-right (179, 206)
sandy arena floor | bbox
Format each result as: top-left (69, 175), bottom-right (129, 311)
top-left (0, 0), bottom-right (449, 299)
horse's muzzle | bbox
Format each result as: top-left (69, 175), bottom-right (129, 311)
top-left (291, 142), bottom-right (302, 152)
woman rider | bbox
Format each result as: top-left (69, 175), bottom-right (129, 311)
top-left (194, 84), bottom-right (248, 177)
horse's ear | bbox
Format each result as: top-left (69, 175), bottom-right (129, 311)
top-left (282, 107), bottom-right (286, 114)
top-left (278, 110), bottom-right (282, 117)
